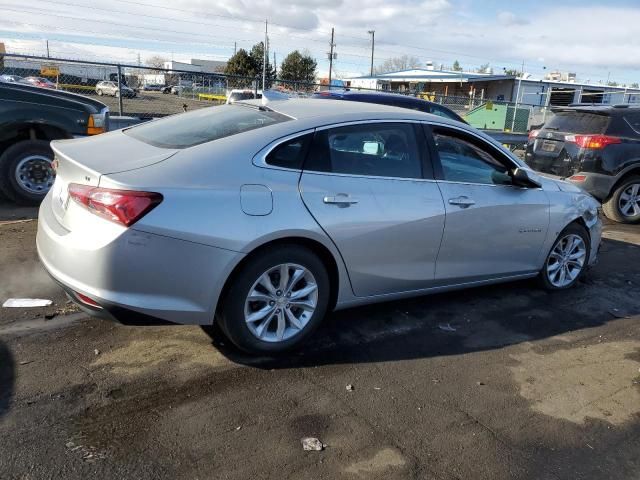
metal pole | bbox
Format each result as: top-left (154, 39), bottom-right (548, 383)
top-left (46, 40), bottom-right (50, 58)
top-left (368, 30), bottom-right (375, 76)
top-left (262, 20), bottom-right (267, 92)
top-left (542, 88), bottom-right (551, 124)
top-left (510, 60), bottom-right (524, 131)
top-left (117, 64), bottom-right (123, 116)
top-left (328, 27), bottom-right (335, 90)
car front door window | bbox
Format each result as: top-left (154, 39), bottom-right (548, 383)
top-left (434, 133), bottom-right (513, 186)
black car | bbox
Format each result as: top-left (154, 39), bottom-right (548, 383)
top-left (0, 82), bottom-right (109, 204)
top-left (312, 90), bottom-right (466, 123)
top-left (525, 105), bottom-right (640, 223)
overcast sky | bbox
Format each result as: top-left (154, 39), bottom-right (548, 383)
top-left (1, 0), bottom-right (639, 84)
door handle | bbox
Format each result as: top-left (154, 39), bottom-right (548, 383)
top-left (323, 194), bottom-right (359, 206)
top-left (448, 196), bottom-right (475, 208)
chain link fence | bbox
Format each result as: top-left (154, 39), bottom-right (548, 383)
top-left (2, 53), bottom-right (544, 133)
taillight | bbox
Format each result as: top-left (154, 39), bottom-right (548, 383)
top-left (75, 292), bottom-right (103, 309)
top-left (565, 134), bottom-right (621, 149)
top-left (568, 174), bottom-right (587, 182)
top-left (68, 183), bottom-right (162, 227)
top-left (528, 129), bottom-right (540, 141)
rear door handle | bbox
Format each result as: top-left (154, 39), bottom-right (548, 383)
top-left (448, 196), bottom-right (475, 208)
top-left (323, 194), bottom-right (359, 206)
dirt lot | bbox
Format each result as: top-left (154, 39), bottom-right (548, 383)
top-left (96, 91), bottom-right (219, 117)
top-left (1, 201), bottom-right (639, 480)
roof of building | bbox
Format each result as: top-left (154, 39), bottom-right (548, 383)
top-left (349, 68), bottom-right (514, 83)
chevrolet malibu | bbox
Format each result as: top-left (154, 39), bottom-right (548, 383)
top-left (37, 98), bottom-right (602, 354)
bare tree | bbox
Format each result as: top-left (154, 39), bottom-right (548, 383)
top-left (145, 55), bottom-right (168, 71)
top-left (374, 55), bottom-right (421, 74)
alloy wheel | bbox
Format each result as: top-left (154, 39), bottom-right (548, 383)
top-left (244, 263), bottom-right (318, 343)
top-left (546, 233), bottom-right (587, 288)
top-left (618, 183), bottom-right (640, 218)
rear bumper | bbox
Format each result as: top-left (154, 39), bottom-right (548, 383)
top-left (36, 192), bottom-right (243, 325)
top-left (567, 172), bottom-right (616, 201)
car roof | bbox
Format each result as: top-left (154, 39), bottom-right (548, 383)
top-left (555, 104), bottom-right (640, 114)
top-left (316, 89), bottom-right (432, 104)
top-left (237, 98), bottom-right (470, 133)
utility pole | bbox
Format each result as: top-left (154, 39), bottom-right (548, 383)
top-left (234, 41), bottom-right (237, 55)
top-left (46, 39), bottom-right (50, 58)
top-left (511, 60), bottom-right (524, 132)
top-left (273, 52), bottom-right (277, 77)
top-left (262, 20), bottom-right (268, 91)
top-left (328, 27), bottom-right (335, 90)
top-left (367, 30), bottom-right (375, 76)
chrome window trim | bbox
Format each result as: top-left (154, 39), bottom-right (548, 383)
top-left (253, 119), bottom-right (426, 180)
top-left (301, 169), bottom-right (438, 183)
top-left (252, 119), bottom-right (537, 187)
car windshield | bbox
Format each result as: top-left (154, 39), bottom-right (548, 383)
top-left (125, 104), bottom-right (291, 149)
top-left (544, 112), bottom-right (609, 134)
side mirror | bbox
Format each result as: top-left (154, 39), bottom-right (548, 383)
top-left (511, 167), bottom-right (542, 188)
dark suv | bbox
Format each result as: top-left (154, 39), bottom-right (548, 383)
top-left (312, 90), bottom-right (466, 123)
top-left (525, 105), bottom-right (640, 223)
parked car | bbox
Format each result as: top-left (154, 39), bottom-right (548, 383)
top-left (0, 81), bottom-right (108, 204)
top-left (22, 76), bottom-right (56, 89)
top-left (161, 85), bottom-right (174, 94)
top-left (525, 105), bottom-right (640, 223)
top-left (313, 90), bottom-right (466, 123)
top-left (0, 74), bottom-right (23, 83)
top-left (95, 81), bottom-right (136, 98)
top-left (141, 84), bottom-right (163, 92)
top-left (37, 97), bottom-right (601, 354)
top-left (226, 89), bottom-right (262, 103)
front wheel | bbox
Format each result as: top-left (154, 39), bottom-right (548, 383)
top-left (97, 89), bottom-right (103, 96)
top-left (602, 176), bottom-right (640, 224)
top-left (218, 245), bottom-right (330, 354)
top-left (539, 223), bottom-right (590, 290)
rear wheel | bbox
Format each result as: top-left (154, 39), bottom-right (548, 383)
top-left (0, 140), bottom-right (55, 205)
top-left (603, 175), bottom-right (640, 223)
top-left (218, 245), bottom-right (330, 354)
top-left (539, 223), bottom-right (590, 290)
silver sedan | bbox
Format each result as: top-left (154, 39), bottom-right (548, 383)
top-left (37, 98), bottom-right (602, 354)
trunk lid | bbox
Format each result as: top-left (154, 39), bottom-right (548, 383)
top-left (49, 130), bottom-right (177, 229)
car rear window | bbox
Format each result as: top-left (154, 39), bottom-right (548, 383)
top-left (544, 112), bottom-right (609, 134)
top-left (125, 104), bottom-right (291, 149)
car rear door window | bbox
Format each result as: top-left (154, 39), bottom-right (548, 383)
top-left (624, 112), bottom-right (640, 135)
top-left (433, 131), bottom-right (513, 185)
top-left (544, 112), bottom-right (609, 134)
top-left (125, 104), bottom-right (291, 149)
top-left (305, 123), bottom-right (423, 179)
top-left (266, 134), bottom-right (312, 169)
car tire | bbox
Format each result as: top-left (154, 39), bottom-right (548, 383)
top-left (97, 89), bottom-right (103, 96)
top-left (218, 245), bottom-right (330, 355)
top-left (539, 223), bottom-right (590, 291)
top-left (0, 140), bottom-right (55, 205)
top-left (602, 175), bottom-right (640, 224)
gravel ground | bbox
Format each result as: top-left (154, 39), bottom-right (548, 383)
top-left (1, 202), bottom-right (639, 480)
